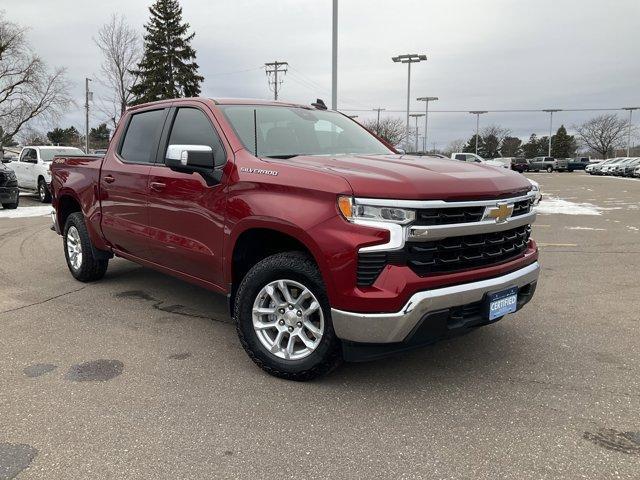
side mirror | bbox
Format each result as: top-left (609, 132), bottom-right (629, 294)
top-left (395, 148), bottom-right (406, 155)
top-left (166, 144), bottom-right (214, 169)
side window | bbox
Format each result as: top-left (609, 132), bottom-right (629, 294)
top-left (454, 154), bottom-right (465, 161)
top-left (167, 108), bottom-right (226, 167)
top-left (21, 149), bottom-right (36, 162)
top-left (119, 109), bottom-right (166, 164)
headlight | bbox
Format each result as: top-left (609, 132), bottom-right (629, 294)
top-left (527, 179), bottom-right (542, 205)
top-left (338, 196), bottom-right (415, 224)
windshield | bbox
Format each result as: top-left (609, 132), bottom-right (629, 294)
top-left (40, 148), bottom-right (84, 161)
top-left (219, 105), bottom-right (393, 158)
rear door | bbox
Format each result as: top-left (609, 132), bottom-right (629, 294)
top-left (100, 107), bottom-right (168, 260)
top-left (146, 104), bottom-right (229, 287)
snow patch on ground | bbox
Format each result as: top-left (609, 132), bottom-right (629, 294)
top-left (628, 226), bottom-right (639, 232)
top-left (0, 206), bottom-right (51, 219)
top-left (565, 226), bottom-right (606, 231)
top-left (536, 196), bottom-right (603, 216)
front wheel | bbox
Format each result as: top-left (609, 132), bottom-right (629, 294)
top-left (63, 212), bottom-right (109, 282)
top-left (38, 178), bottom-right (51, 203)
top-left (234, 252), bottom-right (342, 381)
top-left (2, 197), bottom-right (19, 209)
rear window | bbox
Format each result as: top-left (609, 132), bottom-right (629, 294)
top-left (119, 109), bottom-right (166, 163)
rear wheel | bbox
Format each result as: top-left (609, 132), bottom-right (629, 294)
top-left (546, 165), bottom-right (553, 173)
top-left (63, 212), bottom-right (109, 282)
top-left (38, 178), bottom-right (51, 203)
top-left (234, 251), bottom-right (342, 381)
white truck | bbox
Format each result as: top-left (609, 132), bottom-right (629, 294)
top-left (451, 152), bottom-right (509, 169)
top-left (10, 146), bottom-right (84, 202)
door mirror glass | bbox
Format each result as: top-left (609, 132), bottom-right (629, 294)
top-left (166, 144), bottom-right (214, 170)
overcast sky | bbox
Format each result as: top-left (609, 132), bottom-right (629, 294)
top-left (5, 0), bottom-right (640, 149)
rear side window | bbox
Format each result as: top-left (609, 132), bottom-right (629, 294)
top-left (119, 109), bottom-right (166, 163)
top-left (454, 154), bottom-right (466, 161)
top-left (166, 108), bottom-right (226, 167)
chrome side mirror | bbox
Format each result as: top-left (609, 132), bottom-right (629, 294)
top-left (166, 144), bottom-right (214, 169)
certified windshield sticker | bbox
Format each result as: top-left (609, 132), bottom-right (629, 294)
top-left (240, 167), bottom-right (278, 176)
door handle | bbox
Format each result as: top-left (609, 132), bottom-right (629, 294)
top-left (103, 175), bottom-right (115, 184)
top-left (150, 181), bottom-right (166, 191)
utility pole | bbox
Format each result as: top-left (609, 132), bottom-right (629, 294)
top-left (469, 111), bottom-right (487, 155)
top-left (85, 77), bottom-right (92, 154)
top-left (410, 113), bottom-right (424, 153)
top-left (392, 54), bottom-right (427, 150)
top-left (331, 0), bottom-right (338, 110)
top-left (417, 96), bottom-right (438, 153)
top-left (623, 107), bottom-right (639, 156)
top-left (372, 107), bottom-right (386, 134)
top-left (543, 109), bottom-right (561, 157)
top-left (264, 61), bottom-right (288, 100)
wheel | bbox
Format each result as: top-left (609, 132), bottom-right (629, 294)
top-left (63, 212), bottom-right (109, 282)
top-left (1, 197), bottom-right (18, 209)
top-left (234, 251), bottom-right (342, 381)
top-left (546, 166), bottom-right (553, 173)
top-left (38, 178), bottom-right (51, 203)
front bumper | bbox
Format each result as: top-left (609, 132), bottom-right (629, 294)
top-left (332, 261), bottom-right (539, 345)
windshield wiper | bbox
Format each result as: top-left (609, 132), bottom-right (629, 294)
top-left (264, 154), bottom-right (303, 159)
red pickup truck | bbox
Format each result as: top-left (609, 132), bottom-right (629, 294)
top-left (50, 97), bottom-right (540, 380)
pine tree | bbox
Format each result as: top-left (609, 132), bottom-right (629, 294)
top-left (522, 134), bottom-right (539, 158)
top-left (130, 0), bottom-right (204, 104)
top-left (551, 125), bottom-right (577, 158)
top-left (500, 136), bottom-right (522, 157)
top-left (463, 134), bottom-right (484, 155)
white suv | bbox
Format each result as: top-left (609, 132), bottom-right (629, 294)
top-left (451, 153), bottom-right (509, 169)
top-left (10, 146), bottom-right (84, 202)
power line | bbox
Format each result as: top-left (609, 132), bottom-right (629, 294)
top-left (264, 61), bottom-right (288, 100)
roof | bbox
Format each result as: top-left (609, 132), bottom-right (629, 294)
top-left (127, 97), bottom-right (319, 111)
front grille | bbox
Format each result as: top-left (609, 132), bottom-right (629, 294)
top-left (416, 206), bottom-right (484, 225)
top-left (512, 198), bottom-right (533, 217)
top-left (357, 225), bottom-right (531, 285)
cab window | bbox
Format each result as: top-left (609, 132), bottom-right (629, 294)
top-left (119, 109), bottom-right (166, 164)
top-left (166, 107), bottom-right (226, 168)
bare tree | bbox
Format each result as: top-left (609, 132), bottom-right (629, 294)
top-left (445, 138), bottom-right (466, 156)
top-left (94, 14), bottom-right (141, 128)
top-left (0, 13), bottom-right (72, 139)
top-left (575, 114), bottom-right (634, 159)
top-left (481, 124), bottom-right (511, 142)
top-left (360, 116), bottom-right (407, 147)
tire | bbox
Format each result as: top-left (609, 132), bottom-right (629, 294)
top-left (38, 178), bottom-right (51, 203)
top-left (546, 166), bottom-right (553, 173)
top-left (63, 212), bottom-right (109, 282)
top-left (2, 197), bottom-right (19, 209)
top-left (234, 251), bottom-right (342, 381)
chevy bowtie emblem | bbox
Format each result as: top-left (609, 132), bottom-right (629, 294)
top-left (484, 202), bottom-right (514, 223)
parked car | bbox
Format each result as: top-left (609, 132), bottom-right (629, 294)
top-left (11, 146), bottom-right (84, 202)
top-left (50, 97), bottom-right (540, 380)
top-left (508, 157), bottom-right (529, 172)
top-left (617, 158), bottom-right (640, 176)
top-left (450, 153), bottom-right (509, 169)
top-left (588, 157), bottom-right (619, 175)
top-left (0, 161), bottom-right (19, 209)
top-left (634, 165), bottom-right (640, 178)
top-left (603, 157), bottom-right (631, 175)
top-left (567, 157), bottom-right (591, 171)
top-left (528, 156), bottom-right (556, 172)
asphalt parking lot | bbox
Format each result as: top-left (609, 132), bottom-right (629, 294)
top-left (1, 172), bottom-right (639, 479)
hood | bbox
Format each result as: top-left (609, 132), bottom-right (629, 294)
top-left (268, 154), bottom-right (531, 200)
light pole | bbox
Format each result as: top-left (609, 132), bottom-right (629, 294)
top-left (410, 113), bottom-right (425, 153)
top-left (417, 96), bottom-right (438, 153)
top-left (372, 107), bottom-right (386, 134)
top-left (469, 111), bottom-right (487, 155)
top-left (85, 77), bottom-right (92, 154)
top-left (543, 109), bottom-right (561, 157)
top-left (392, 54), bottom-right (427, 150)
top-left (331, 0), bottom-right (338, 110)
top-left (623, 107), bottom-right (639, 156)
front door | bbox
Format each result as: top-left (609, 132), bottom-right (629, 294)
top-left (146, 105), bottom-right (228, 288)
top-left (99, 107), bottom-right (168, 260)
top-left (16, 148), bottom-right (37, 189)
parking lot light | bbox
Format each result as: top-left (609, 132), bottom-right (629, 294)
top-left (392, 54), bottom-right (427, 150)
top-left (469, 111), bottom-right (488, 155)
top-left (543, 109), bottom-right (562, 157)
top-left (622, 107), bottom-right (639, 157)
top-left (417, 96), bottom-right (438, 153)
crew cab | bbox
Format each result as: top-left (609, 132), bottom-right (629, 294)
top-left (50, 98), bottom-right (540, 380)
top-left (528, 156), bottom-right (557, 172)
top-left (12, 146), bottom-right (84, 202)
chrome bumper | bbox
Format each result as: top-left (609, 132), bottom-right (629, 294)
top-left (331, 261), bottom-right (540, 343)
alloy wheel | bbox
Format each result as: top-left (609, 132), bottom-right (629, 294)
top-left (66, 226), bottom-right (83, 271)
